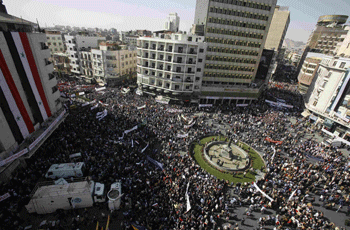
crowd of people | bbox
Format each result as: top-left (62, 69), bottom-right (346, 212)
top-left (0, 82), bottom-right (349, 230)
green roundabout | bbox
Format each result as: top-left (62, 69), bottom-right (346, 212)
top-left (191, 135), bottom-right (266, 184)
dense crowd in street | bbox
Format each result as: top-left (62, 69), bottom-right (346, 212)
top-left (0, 82), bottom-right (349, 230)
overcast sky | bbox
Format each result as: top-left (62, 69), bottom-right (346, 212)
top-left (4, 0), bottom-right (350, 43)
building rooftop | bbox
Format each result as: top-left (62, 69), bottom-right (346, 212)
top-left (0, 12), bottom-right (36, 26)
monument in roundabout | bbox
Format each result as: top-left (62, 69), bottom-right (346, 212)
top-left (203, 139), bottom-right (251, 172)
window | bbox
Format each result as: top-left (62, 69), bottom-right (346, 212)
top-left (52, 86), bottom-right (58, 93)
top-left (197, 68), bottom-right (201, 72)
top-left (198, 59), bottom-right (203, 63)
top-left (333, 61), bottom-right (337, 67)
top-left (199, 49), bottom-right (204, 53)
top-left (313, 101), bottom-right (318, 106)
top-left (340, 62), bottom-right (346, 68)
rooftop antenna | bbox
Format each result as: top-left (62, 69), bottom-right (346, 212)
top-left (36, 18), bottom-right (41, 32)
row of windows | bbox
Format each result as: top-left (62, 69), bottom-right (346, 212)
top-left (209, 6), bottom-right (269, 22)
top-left (206, 26), bottom-right (264, 40)
top-left (205, 37), bottom-right (261, 48)
top-left (204, 73), bottom-right (253, 79)
top-left (48, 42), bottom-right (63, 46)
top-left (205, 64), bottom-right (255, 72)
top-left (210, 0), bottom-right (272, 11)
top-left (206, 55), bottom-right (257, 64)
top-left (208, 17), bottom-right (267, 30)
top-left (207, 46), bottom-right (259, 56)
top-left (47, 37), bottom-right (62, 40)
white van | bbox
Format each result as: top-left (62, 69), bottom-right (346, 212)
top-left (45, 162), bottom-right (85, 179)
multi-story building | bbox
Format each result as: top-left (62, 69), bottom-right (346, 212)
top-left (165, 13), bottom-right (180, 32)
top-left (307, 15), bottom-right (348, 55)
top-left (0, 3), bottom-right (61, 160)
top-left (193, 0), bottom-right (277, 103)
top-left (45, 31), bottom-right (65, 54)
top-left (336, 26), bottom-right (350, 58)
top-left (91, 42), bottom-right (137, 85)
top-left (305, 56), bottom-right (350, 137)
top-left (124, 35), bottom-right (138, 46)
top-left (264, 6), bottom-right (290, 53)
top-left (52, 52), bottom-right (71, 75)
top-left (64, 35), bottom-right (106, 75)
top-left (137, 32), bottom-right (206, 102)
top-left (297, 54), bottom-right (325, 94)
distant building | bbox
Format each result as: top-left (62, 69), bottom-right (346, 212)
top-left (265, 6), bottom-right (290, 53)
top-left (64, 34), bottom-right (106, 75)
top-left (336, 26), bottom-right (350, 58)
top-left (297, 53), bottom-right (325, 94)
top-left (165, 13), bottom-right (180, 32)
top-left (307, 15), bottom-right (349, 55)
top-left (92, 42), bottom-right (137, 86)
top-left (45, 31), bottom-right (65, 54)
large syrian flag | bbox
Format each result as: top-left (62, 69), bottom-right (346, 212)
top-left (11, 32), bottom-right (52, 120)
top-left (0, 49), bottom-right (33, 142)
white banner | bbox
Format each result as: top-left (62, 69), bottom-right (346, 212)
top-left (91, 104), bottom-right (99, 110)
top-left (0, 148), bottom-right (28, 167)
top-left (288, 189), bottom-right (297, 201)
top-left (0, 193), bottom-right (11, 202)
top-left (78, 92), bottom-right (85, 96)
top-left (199, 104), bottom-right (213, 108)
top-left (334, 113), bottom-right (350, 123)
top-left (265, 100), bottom-right (293, 109)
top-left (253, 182), bottom-right (274, 202)
top-left (156, 99), bottom-right (169, 104)
top-left (95, 87), bottom-right (106, 92)
top-left (136, 89), bottom-right (143, 96)
top-left (237, 104), bottom-right (249, 107)
top-left (137, 105), bottom-right (146, 110)
top-left (122, 88), bottom-right (130, 94)
top-left (167, 108), bottom-right (183, 113)
top-left (177, 133), bottom-right (189, 138)
top-left (141, 143), bottom-right (149, 153)
top-left (184, 120), bottom-right (196, 129)
top-left (124, 125), bottom-right (138, 134)
top-left (185, 181), bottom-right (191, 213)
top-left (82, 100), bottom-right (96, 107)
top-left (96, 109), bottom-right (107, 121)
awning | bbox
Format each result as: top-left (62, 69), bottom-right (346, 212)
top-left (301, 110), bottom-right (311, 117)
top-left (310, 115), bottom-right (318, 121)
top-left (323, 119), bottom-right (334, 128)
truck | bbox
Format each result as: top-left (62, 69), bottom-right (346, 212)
top-left (25, 179), bottom-right (106, 214)
top-left (45, 162), bottom-right (85, 179)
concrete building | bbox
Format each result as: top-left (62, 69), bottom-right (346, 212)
top-left (91, 42), bottom-right (137, 86)
top-left (193, 0), bottom-right (277, 103)
top-left (137, 32), bottom-right (206, 102)
top-left (45, 31), bottom-right (65, 54)
top-left (0, 3), bottom-right (62, 161)
top-left (165, 13), bottom-right (180, 32)
top-left (305, 56), bottom-right (350, 137)
top-left (64, 35), bottom-right (106, 75)
top-left (297, 54), bottom-right (324, 94)
top-left (336, 26), bottom-right (350, 58)
top-left (307, 15), bottom-right (349, 55)
top-left (124, 35), bottom-right (138, 46)
top-left (264, 6), bottom-right (290, 53)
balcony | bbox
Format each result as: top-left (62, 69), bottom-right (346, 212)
top-left (143, 46), bottom-right (149, 49)
top-left (186, 61), bottom-right (196, 65)
top-left (186, 71), bottom-right (195, 74)
top-left (150, 56), bottom-right (156, 60)
top-left (158, 57), bottom-right (164, 61)
top-left (150, 47), bottom-right (156, 50)
top-left (166, 48), bottom-right (173, 52)
top-left (158, 47), bottom-right (164, 51)
top-left (174, 60), bottom-right (183, 64)
top-left (188, 51), bottom-right (197, 55)
top-left (45, 60), bottom-right (52, 66)
top-left (175, 70), bottom-right (183, 73)
top-left (142, 64), bottom-right (149, 67)
top-left (157, 66), bottom-right (164, 70)
top-left (175, 50), bottom-right (184, 54)
top-left (41, 43), bottom-right (49, 50)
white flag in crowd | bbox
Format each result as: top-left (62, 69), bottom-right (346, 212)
top-left (146, 155), bottom-right (163, 170)
top-left (124, 125), bottom-right (138, 134)
top-left (177, 133), bottom-right (189, 138)
top-left (96, 109), bottom-right (107, 121)
top-left (184, 120), bottom-right (196, 129)
top-left (288, 189), bottom-right (297, 201)
top-left (253, 182), bottom-right (274, 202)
top-left (141, 143), bottom-right (149, 153)
top-left (185, 181), bottom-right (191, 213)
top-left (137, 105), bottom-right (146, 110)
top-left (91, 104), bottom-right (98, 110)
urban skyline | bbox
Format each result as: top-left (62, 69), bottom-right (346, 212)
top-left (5, 0), bottom-right (350, 42)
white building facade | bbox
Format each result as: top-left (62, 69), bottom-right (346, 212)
top-left (305, 56), bottom-right (350, 138)
top-left (45, 31), bottom-right (65, 54)
top-left (165, 13), bottom-right (180, 32)
top-left (137, 33), bottom-right (206, 101)
top-left (64, 35), bottom-right (106, 75)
